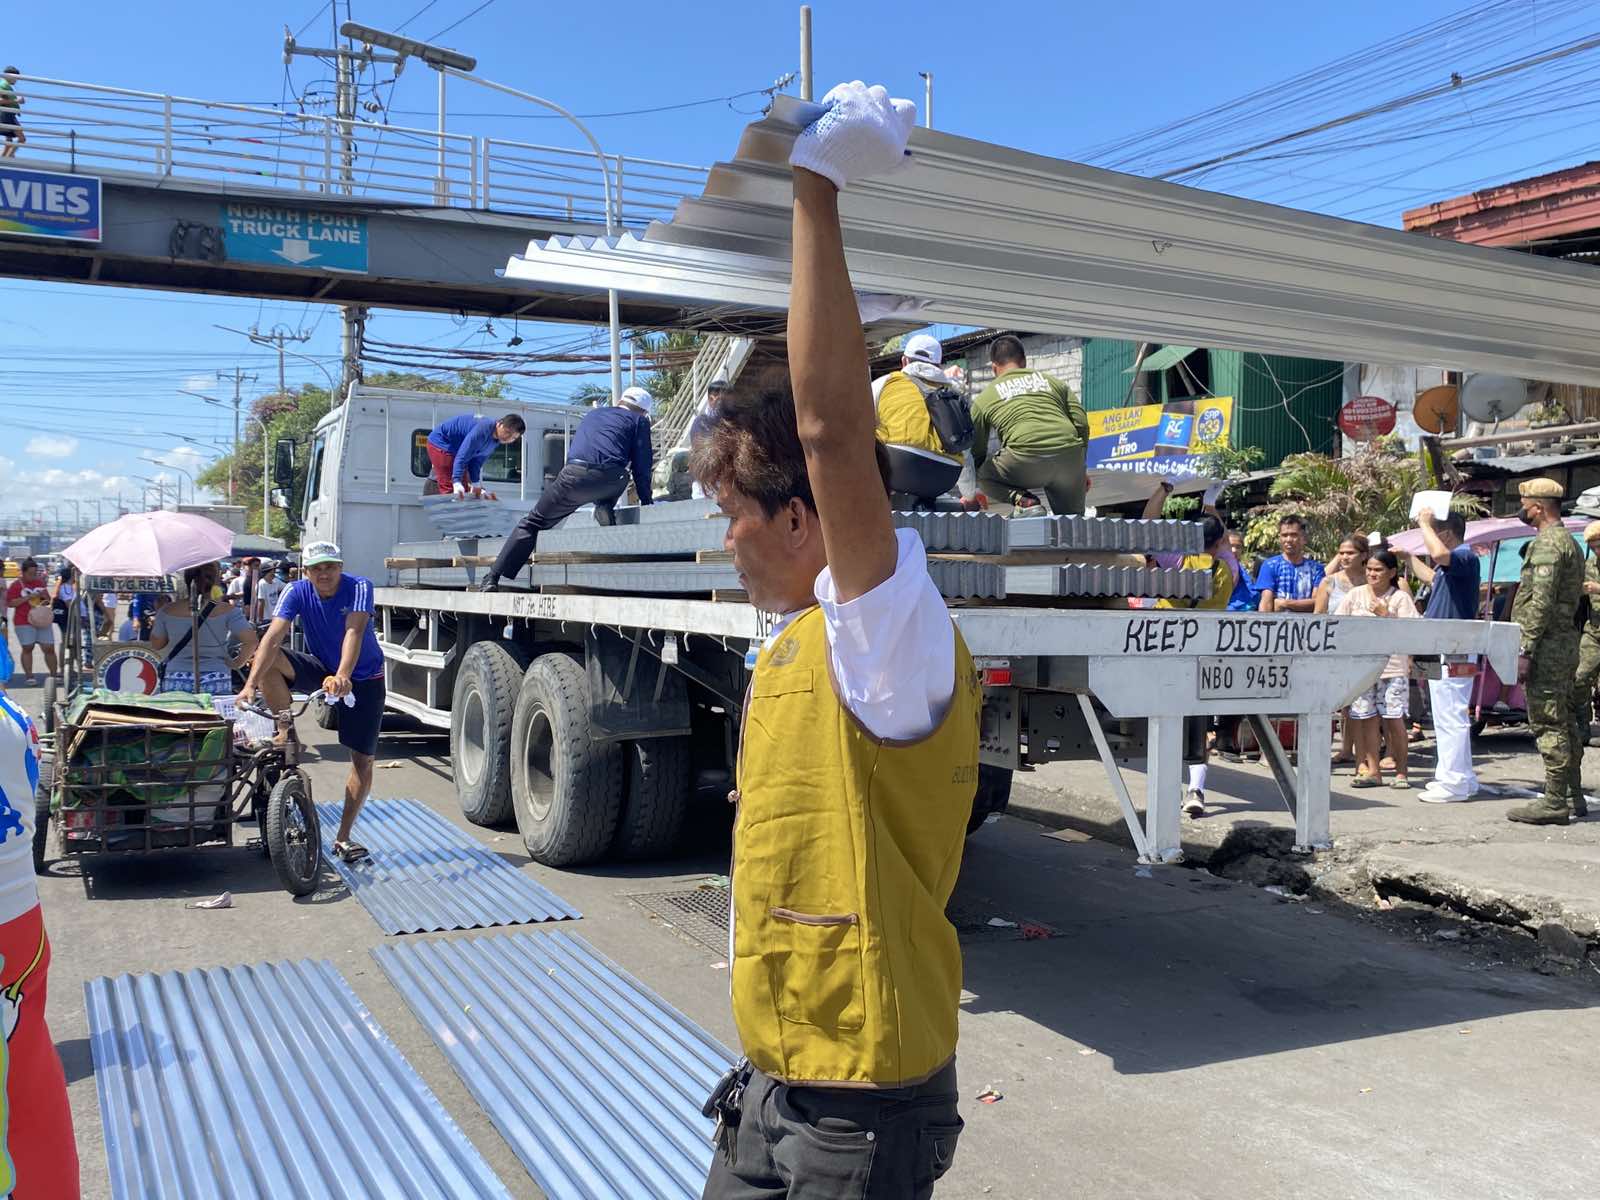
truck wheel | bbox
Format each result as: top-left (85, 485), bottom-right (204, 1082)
top-left (452, 640), bottom-right (530, 826)
top-left (615, 737), bottom-right (692, 861)
top-left (311, 693), bottom-right (339, 731)
top-left (42, 676), bottom-right (57, 736)
top-left (509, 654), bottom-right (623, 866)
top-left (32, 755), bottom-right (54, 874)
top-left (266, 771), bottom-right (321, 897)
top-left (967, 765), bottom-right (1013, 835)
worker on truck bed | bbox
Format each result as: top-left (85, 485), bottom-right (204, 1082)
top-left (478, 388), bottom-right (655, 592)
top-left (423, 412), bottom-right (525, 498)
top-left (235, 541), bottom-right (386, 864)
top-left (969, 334), bottom-right (1090, 514)
top-left (689, 81), bottom-right (977, 1200)
top-left (872, 332), bottom-right (964, 504)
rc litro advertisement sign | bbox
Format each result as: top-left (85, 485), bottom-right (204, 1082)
top-left (0, 164), bottom-right (101, 242)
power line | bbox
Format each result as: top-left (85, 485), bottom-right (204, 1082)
top-left (397, 0), bottom-right (443, 32)
top-left (429, 0), bottom-right (499, 42)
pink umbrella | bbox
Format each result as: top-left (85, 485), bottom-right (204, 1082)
top-left (62, 511), bottom-right (236, 577)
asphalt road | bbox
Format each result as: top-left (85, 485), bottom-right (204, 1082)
top-left (23, 671), bottom-right (1600, 1200)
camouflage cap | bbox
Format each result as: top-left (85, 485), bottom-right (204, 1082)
top-left (1585, 521), bottom-right (1600, 543)
top-left (1518, 477), bottom-right (1564, 499)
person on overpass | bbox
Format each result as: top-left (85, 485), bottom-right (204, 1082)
top-left (690, 81), bottom-right (975, 1199)
top-left (0, 68), bottom-right (24, 160)
top-left (872, 332), bottom-right (967, 505)
top-left (235, 541), bottom-right (386, 864)
top-left (969, 335), bottom-right (1090, 514)
top-left (478, 388), bottom-right (655, 592)
top-left (424, 413), bottom-right (525, 498)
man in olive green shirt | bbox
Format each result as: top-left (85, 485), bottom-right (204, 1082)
top-left (969, 335), bottom-right (1090, 514)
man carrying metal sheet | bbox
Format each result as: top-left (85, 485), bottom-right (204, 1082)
top-left (478, 389), bottom-right (656, 592)
top-left (691, 81), bottom-right (976, 1200)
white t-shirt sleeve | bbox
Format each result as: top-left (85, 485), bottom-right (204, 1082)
top-left (813, 528), bottom-right (956, 742)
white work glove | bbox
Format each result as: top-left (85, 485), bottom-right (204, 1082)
top-left (790, 81), bottom-right (916, 190)
top-left (452, 481), bottom-right (467, 498)
top-left (1202, 481), bottom-right (1226, 507)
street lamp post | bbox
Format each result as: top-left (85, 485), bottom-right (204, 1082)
top-left (141, 457), bottom-right (197, 507)
top-left (338, 21), bottom-right (624, 404)
top-left (189, 394), bottom-right (272, 535)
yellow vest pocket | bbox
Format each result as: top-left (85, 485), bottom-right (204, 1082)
top-left (767, 907), bottom-right (865, 1032)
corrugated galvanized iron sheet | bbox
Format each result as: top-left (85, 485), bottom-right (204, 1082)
top-left (503, 95), bottom-right (1600, 386)
top-left (317, 798), bottom-right (580, 934)
top-left (85, 958), bottom-right (512, 1200)
top-left (373, 930), bottom-right (733, 1200)
top-left (421, 494), bottom-right (523, 538)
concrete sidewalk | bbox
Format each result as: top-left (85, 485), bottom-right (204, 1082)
top-left (1009, 723), bottom-right (1600, 956)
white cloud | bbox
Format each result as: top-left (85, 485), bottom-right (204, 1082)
top-left (183, 374), bottom-right (216, 394)
top-left (25, 434), bottom-right (79, 459)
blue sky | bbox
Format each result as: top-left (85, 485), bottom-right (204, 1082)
top-left (4, 0), bottom-right (1598, 524)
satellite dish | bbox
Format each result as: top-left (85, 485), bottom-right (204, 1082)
top-left (1412, 385), bottom-right (1458, 435)
top-left (1459, 374), bottom-right (1531, 423)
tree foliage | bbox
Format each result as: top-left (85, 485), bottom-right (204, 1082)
top-left (194, 370), bottom-right (510, 544)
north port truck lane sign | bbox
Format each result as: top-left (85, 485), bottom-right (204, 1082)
top-left (221, 202), bottom-right (368, 273)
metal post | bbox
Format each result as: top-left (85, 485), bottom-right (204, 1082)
top-left (1144, 716), bottom-right (1185, 863)
top-left (799, 6), bottom-right (813, 101)
top-left (436, 70), bottom-right (448, 204)
top-left (162, 94), bottom-right (174, 172)
top-left (261, 419), bottom-right (271, 537)
top-left (335, 52), bottom-right (355, 195)
top-left (920, 71), bottom-right (932, 128)
top-left (614, 154), bottom-right (624, 226)
top-left (1293, 713), bottom-right (1333, 850)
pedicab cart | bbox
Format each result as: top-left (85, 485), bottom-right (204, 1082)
top-left (29, 512), bottom-right (322, 895)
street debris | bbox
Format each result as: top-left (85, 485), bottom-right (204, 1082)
top-left (976, 1085), bottom-right (1004, 1104)
top-left (1263, 885), bottom-right (1306, 902)
top-left (1019, 921), bottom-right (1055, 940)
top-left (987, 917), bottom-right (1019, 929)
top-left (186, 892), bottom-right (233, 910)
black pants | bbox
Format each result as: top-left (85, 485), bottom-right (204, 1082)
top-left (491, 462), bottom-right (630, 581)
top-left (702, 1059), bottom-right (961, 1200)
top-left (885, 445), bottom-right (962, 505)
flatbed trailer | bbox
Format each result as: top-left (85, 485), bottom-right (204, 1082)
top-left (373, 582), bottom-right (1519, 866)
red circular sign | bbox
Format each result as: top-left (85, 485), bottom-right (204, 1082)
top-left (1339, 395), bottom-right (1397, 440)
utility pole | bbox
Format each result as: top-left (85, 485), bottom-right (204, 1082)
top-left (339, 304), bottom-right (367, 401)
top-left (216, 366), bottom-right (259, 502)
top-left (799, 6), bottom-right (813, 100)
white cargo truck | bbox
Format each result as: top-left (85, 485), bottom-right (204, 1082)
top-left (299, 385), bottom-right (1520, 871)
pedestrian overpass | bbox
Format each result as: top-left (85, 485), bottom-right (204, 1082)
top-left (0, 73), bottom-right (735, 326)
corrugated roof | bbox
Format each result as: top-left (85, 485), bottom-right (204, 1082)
top-left (1456, 448), bottom-right (1600, 475)
top-left (318, 798), bottom-right (580, 934)
top-left (503, 96), bottom-right (1600, 386)
top-left (85, 958), bottom-right (513, 1200)
top-left (372, 930), bottom-right (733, 1200)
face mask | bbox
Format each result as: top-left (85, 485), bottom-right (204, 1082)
top-left (1518, 503), bottom-right (1539, 527)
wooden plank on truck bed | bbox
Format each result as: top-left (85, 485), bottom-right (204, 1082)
top-left (386, 557), bottom-right (454, 569)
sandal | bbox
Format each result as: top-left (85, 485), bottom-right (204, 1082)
top-left (1391, 777), bottom-right (1412, 790)
top-left (333, 840), bottom-right (370, 864)
top-left (1351, 773), bottom-right (1381, 789)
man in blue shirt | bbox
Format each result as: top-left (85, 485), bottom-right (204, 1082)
top-left (236, 541), bottom-right (386, 862)
top-left (1409, 508), bottom-right (1482, 803)
top-left (479, 388), bottom-right (655, 592)
top-left (425, 413), bottom-right (525, 498)
top-left (1256, 514), bottom-right (1325, 612)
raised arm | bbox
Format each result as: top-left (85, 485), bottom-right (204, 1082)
top-left (787, 84), bottom-right (915, 602)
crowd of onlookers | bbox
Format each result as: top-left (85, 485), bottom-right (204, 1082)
top-left (1, 556), bottom-right (298, 686)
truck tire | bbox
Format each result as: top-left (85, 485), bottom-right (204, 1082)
top-left (509, 654), bottom-right (623, 867)
top-left (452, 640), bottom-right (531, 827)
top-left (42, 676), bottom-right (57, 737)
top-left (311, 692), bottom-right (340, 731)
top-left (615, 737), bottom-right (692, 861)
top-left (967, 765), bottom-right (1013, 835)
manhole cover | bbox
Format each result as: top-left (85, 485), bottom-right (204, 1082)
top-left (628, 886), bottom-right (1054, 952)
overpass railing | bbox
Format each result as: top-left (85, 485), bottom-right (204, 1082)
top-left (6, 74), bottom-right (708, 228)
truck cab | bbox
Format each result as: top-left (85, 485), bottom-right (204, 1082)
top-left (299, 384), bottom-right (584, 581)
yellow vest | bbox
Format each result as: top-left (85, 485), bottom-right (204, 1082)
top-left (1155, 553), bottom-right (1234, 611)
top-left (731, 605), bottom-right (980, 1086)
top-left (876, 372), bottom-right (960, 463)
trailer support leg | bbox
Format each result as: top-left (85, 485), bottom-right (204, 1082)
top-left (1248, 714), bottom-right (1297, 813)
top-left (1293, 712), bottom-right (1333, 851)
top-left (1144, 715), bottom-right (1185, 863)
top-left (1074, 694), bottom-right (1152, 862)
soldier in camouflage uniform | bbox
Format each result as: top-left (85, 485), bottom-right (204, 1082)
top-left (1508, 478), bottom-right (1586, 825)
top-left (1567, 521), bottom-right (1600, 801)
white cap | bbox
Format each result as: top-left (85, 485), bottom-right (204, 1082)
top-left (619, 386), bottom-right (655, 417)
top-left (302, 540), bottom-right (343, 567)
top-left (903, 333), bottom-right (942, 365)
